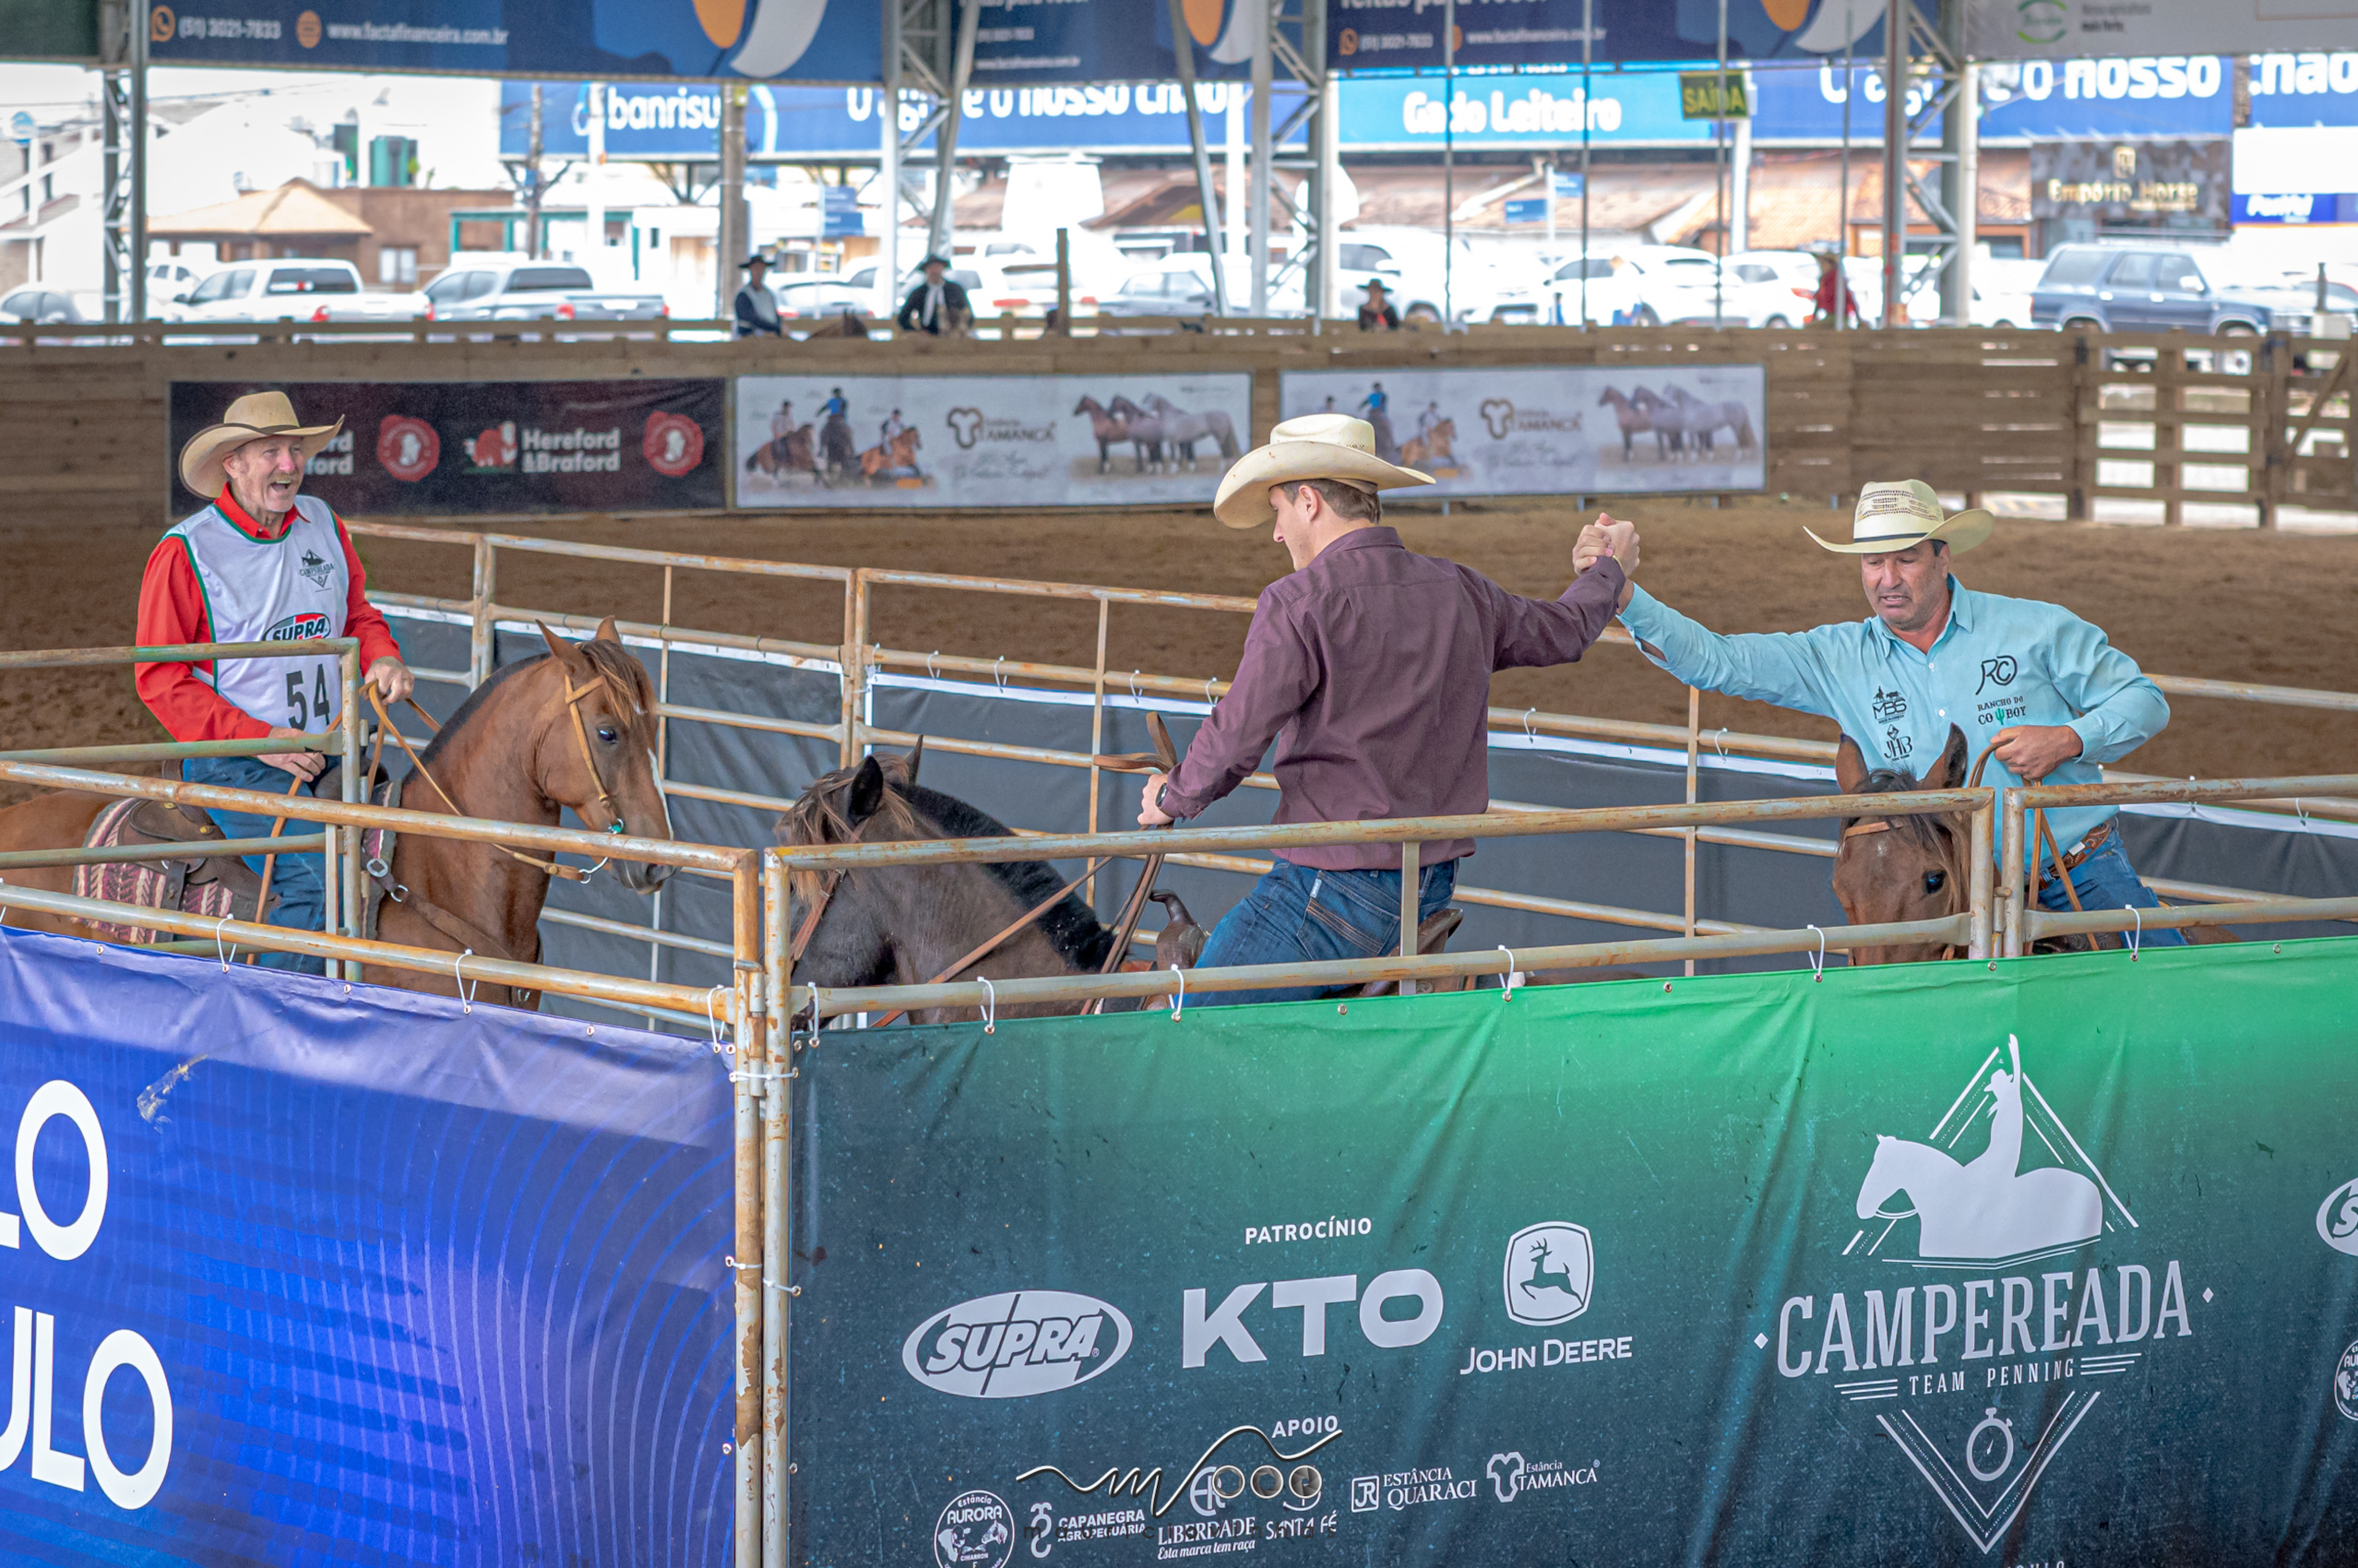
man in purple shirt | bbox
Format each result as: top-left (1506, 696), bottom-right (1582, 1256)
top-left (1137, 412), bottom-right (1640, 1004)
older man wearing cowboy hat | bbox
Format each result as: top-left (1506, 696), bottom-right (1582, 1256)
top-left (135, 390), bottom-right (413, 971)
top-left (1581, 480), bottom-right (2182, 944)
top-left (1135, 414), bottom-right (1638, 1004)
top-left (897, 253), bottom-right (970, 336)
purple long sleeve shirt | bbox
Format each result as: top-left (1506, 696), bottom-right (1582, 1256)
top-left (1160, 527), bottom-right (1627, 870)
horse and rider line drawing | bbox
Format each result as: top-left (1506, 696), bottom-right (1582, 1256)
top-left (1853, 1036), bottom-right (2110, 1263)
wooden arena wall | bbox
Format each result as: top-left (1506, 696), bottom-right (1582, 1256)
top-left (6, 324), bottom-right (2350, 523)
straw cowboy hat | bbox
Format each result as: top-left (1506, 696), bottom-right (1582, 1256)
top-left (178, 390), bottom-right (343, 499)
top-left (1804, 479), bottom-right (1992, 555)
top-left (1212, 413), bottom-right (1434, 529)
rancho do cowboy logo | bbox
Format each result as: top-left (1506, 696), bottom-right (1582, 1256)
top-left (1770, 1035), bottom-right (2198, 1555)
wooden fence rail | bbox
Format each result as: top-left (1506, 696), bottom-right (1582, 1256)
top-left (5, 324), bottom-right (2348, 523)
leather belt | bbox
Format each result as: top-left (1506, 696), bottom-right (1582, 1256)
top-left (2038, 819), bottom-right (2114, 885)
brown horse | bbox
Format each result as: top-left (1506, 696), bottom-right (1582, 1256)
top-left (745, 422), bottom-right (818, 483)
top-left (1596, 387), bottom-right (1664, 460)
top-left (1105, 395), bottom-right (1166, 473)
top-left (1074, 395), bottom-right (1131, 473)
top-left (1831, 723), bottom-right (2227, 962)
top-left (1401, 417), bottom-right (1456, 469)
top-left (859, 426), bottom-right (923, 480)
top-left (777, 747), bottom-right (1127, 1024)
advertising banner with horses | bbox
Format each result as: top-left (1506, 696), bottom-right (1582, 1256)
top-left (733, 373), bottom-right (1251, 508)
top-left (789, 936), bottom-right (2358, 1564)
top-left (0, 927), bottom-right (735, 1563)
top-left (1280, 365), bottom-right (1767, 496)
top-left (168, 379), bottom-right (725, 517)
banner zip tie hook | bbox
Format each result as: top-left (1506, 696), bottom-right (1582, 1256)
top-left (705, 986), bottom-right (731, 1054)
top-left (216, 913), bottom-right (235, 971)
top-left (978, 975), bottom-right (996, 1035)
top-left (1205, 678), bottom-right (1218, 707)
top-left (1805, 924), bottom-right (1828, 982)
top-left (1521, 707), bottom-right (1537, 742)
top-left (454, 947), bottom-right (476, 1014)
top-left (925, 650), bottom-right (941, 681)
top-left (992, 655), bottom-right (1006, 692)
top-left (1128, 670), bottom-right (1143, 702)
top-left (2126, 905), bottom-right (2142, 961)
top-left (1169, 964), bottom-right (1186, 1021)
top-left (1496, 945), bottom-right (1519, 1000)
top-left (1714, 728), bottom-right (1730, 758)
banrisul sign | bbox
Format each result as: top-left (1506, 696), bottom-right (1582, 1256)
top-left (791, 937), bottom-right (2358, 1563)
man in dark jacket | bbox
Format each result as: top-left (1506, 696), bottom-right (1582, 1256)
top-left (734, 254), bottom-right (781, 338)
top-left (1137, 414), bottom-right (1639, 1004)
top-left (897, 254), bottom-right (971, 335)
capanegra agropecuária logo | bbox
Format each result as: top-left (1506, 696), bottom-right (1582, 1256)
top-left (1770, 1036), bottom-right (2200, 1554)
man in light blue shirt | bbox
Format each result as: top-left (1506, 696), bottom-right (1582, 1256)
top-left (1578, 481), bottom-right (2182, 944)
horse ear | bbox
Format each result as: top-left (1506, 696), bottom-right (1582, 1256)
top-left (537, 621), bottom-right (587, 671)
top-left (1921, 724), bottom-right (1970, 791)
top-left (1835, 734), bottom-right (1871, 793)
top-left (903, 734), bottom-right (923, 783)
top-left (842, 755), bottom-right (888, 828)
top-left (593, 614), bottom-right (622, 645)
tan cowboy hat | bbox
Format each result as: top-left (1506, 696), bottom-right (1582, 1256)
top-left (1212, 413), bottom-right (1433, 530)
top-left (178, 390), bottom-right (345, 499)
top-left (1804, 479), bottom-right (1992, 555)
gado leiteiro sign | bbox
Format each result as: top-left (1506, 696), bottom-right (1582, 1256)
top-left (1280, 365), bottom-right (1768, 496)
top-left (791, 937), bottom-right (2358, 1562)
top-left (732, 373), bottom-right (1251, 510)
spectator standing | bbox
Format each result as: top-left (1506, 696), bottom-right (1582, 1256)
top-left (1358, 278), bottom-right (1401, 331)
top-left (735, 254), bottom-right (782, 338)
top-left (898, 254), bottom-right (971, 336)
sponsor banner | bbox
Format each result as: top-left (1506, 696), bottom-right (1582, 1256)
top-left (961, 0), bottom-right (1262, 86)
top-left (168, 379), bottom-right (723, 517)
top-left (1280, 366), bottom-right (1766, 496)
top-left (145, 0), bottom-right (878, 80)
top-left (0, 925), bottom-right (733, 1562)
top-left (791, 936), bottom-right (2358, 1563)
top-left (2029, 137), bottom-right (2230, 222)
top-left (1968, 0), bottom-right (2358, 62)
top-left (1330, 0), bottom-right (1934, 73)
top-left (733, 373), bottom-right (1251, 510)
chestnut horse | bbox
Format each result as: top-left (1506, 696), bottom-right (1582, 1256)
top-left (1074, 395), bottom-right (1132, 473)
top-left (368, 619), bottom-right (673, 1007)
top-left (0, 795), bottom-right (268, 939)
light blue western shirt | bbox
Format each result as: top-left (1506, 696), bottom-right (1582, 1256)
top-left (1616, 576), bottom-right (2169, 865)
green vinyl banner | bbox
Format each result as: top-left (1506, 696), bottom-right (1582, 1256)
top-left (788, 938), bottom-right (2358, 1565)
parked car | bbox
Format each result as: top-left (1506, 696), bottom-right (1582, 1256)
top-left (1485, 254), bottom-right (1649, 326)
top-left (421, 261), bottom-right (665, 321)
top-left (1328, 226), bottom-right (1504, 323)
top-left (146, 259), bottom-right (205, 305)
top-left (170, 259), bottom-right (421, 327)
top-left (2030, 244), bottom-right (2316, 337)
top-left (772, 274), bottom-right (877, 321)
top-left (1971, 258), bottom-right (2047, 328)
top-left (1099, 254), bottom-right (1249, 319)
top-left (0, 287), bottom-right (95, 325)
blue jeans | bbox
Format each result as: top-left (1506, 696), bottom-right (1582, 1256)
top-left (1195, 858), bottom-right (1459, 1007)
top-left (181, 754), bottom-right (327, 974)
top-left (2037, 828), bottom-right (2186, 949)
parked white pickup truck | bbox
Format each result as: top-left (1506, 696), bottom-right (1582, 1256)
top-left (165, 259), bottom-right (421, 327)
top-left (421, 261), bottom-right (668, 322)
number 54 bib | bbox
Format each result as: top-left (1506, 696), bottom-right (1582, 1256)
top-left (165, 493), bottom-right (351, 733)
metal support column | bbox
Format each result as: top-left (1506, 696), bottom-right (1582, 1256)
top-left (719, 84), bottom-right (747, 321)
top-left (1167, 0), bottom-right (1232, 317)
top-left (880, 5), bottom-right (904, 319)
top-left (99, 0), bottom-right (148, 323)
top-left (1940, 53), bottom-right (1978, 326)
top-left (1881, 0), bottom-right (1971, 327)
top-left (1879, 0), bottom-right (1905, 328)
top-left (1304, 0), bottom-right (1337, 325)
top-left (1248, 0), bottom-right (1274, 316)
top-left (925, 0), bottom-right (982, 262)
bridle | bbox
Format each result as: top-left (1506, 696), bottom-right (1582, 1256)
top-left (1836, 809), bottom-right (1967, 962)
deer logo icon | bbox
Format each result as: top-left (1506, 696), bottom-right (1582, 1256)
top-left (1502, 1222), bottom-right (1593, 1326)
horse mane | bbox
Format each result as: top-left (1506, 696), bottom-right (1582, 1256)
top-left (777, 761), bottom-right (1114, 970)
top-left (1848, 767), bottom-right (1956, 852)
top-left (415, 638), bottom-right (651, 770)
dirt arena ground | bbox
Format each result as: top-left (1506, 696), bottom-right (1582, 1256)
top-left (4, 495), bottom-right (2352, 807)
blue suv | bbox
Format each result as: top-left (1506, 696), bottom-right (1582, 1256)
top-left (2030, 244), bottom-right (2316, 336)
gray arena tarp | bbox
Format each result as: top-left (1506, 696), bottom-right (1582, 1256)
top-left (385, 611), bottom-right (2358, 1032)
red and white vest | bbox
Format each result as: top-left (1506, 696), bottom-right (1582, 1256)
top-left (164, 493), bottom-right (351, 733)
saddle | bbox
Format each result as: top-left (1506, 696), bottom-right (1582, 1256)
top-left (72, 798), bottom-right (271, 945)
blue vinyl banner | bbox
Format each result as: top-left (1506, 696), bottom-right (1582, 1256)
top-left (788, 936), bottom-right (2358, 1564)
top-left (1330, 0), bottom-right (1934, 73)
top-left (0, 927), bottom-right (734, 1562)
top-left (146, 0), bottom-right (879, 81)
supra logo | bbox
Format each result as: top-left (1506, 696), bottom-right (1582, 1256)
top-left (1478, 398), bottom-right (1515, 439)
top-left (947, 408), bottom-right (985, 448)
top-left (1502, 1223), bottom-right (1592, 1326)
top-left (296, 549), bottom-right (334, 588)
top-left (934, 1489), bottom-right (1015, 1568)
top-left (375, 416), bottom-right (439, 482)
top-left (266, 612), bottom-right (332, 643)
top-left (902, 1290), bottom-right (1132, 1398)
top-left (2316, 1179), bottom-right (2358, 1256)
top-left (642, 410), bottom-right (705, 477)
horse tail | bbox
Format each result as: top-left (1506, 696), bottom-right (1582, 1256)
top-left (1212, 412), bottom-right (1239, 458)
top-left (1736, 412), bottom-right (1757, 448)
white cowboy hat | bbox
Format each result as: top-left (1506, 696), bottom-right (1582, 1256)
top-left (178, 390), bottom-right (344, 499)
top-left (1804, 479), bottom-right (1993, 555)
top-left (1212, 413), bottom-right (1433, 530)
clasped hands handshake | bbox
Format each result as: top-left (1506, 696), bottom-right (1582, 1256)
top-left (1574, 513), bottom-right (1642, 610)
